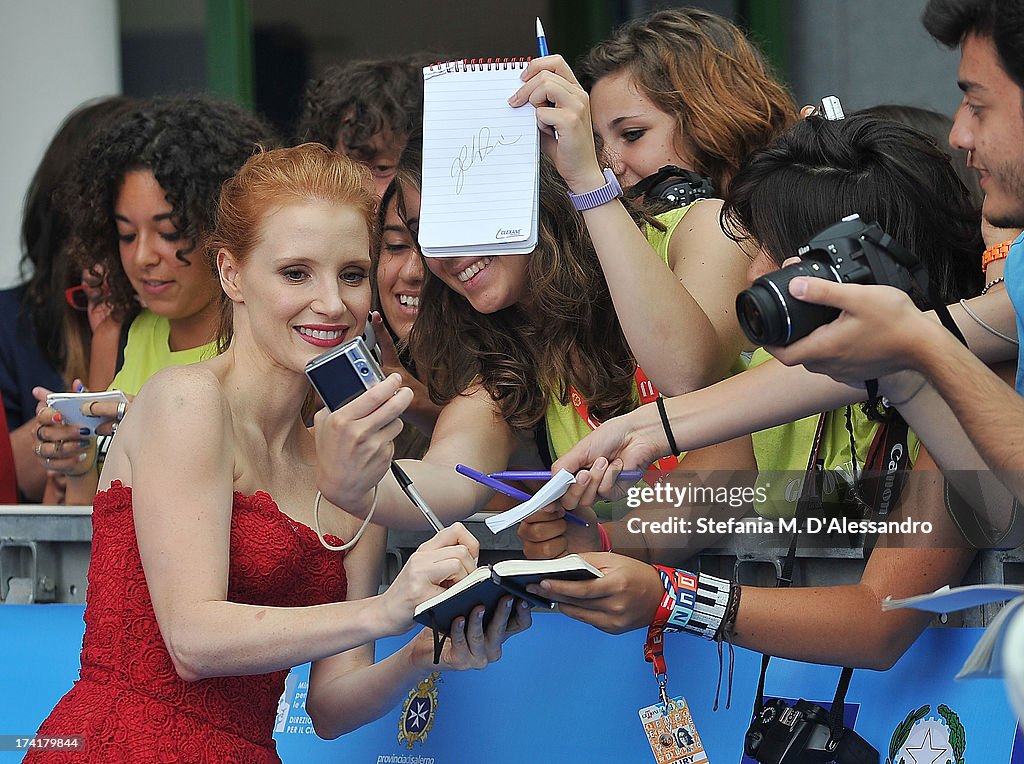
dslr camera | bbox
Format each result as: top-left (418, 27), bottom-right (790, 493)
top-left (736, 214), bottom-right (919, 347)
top-left (744, 698), bottom-right (878, 764)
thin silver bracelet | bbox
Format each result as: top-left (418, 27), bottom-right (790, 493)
top-left (959, 298), bottom-right (1018, 345)
top-left (883, 376), bottom-right (929, 408)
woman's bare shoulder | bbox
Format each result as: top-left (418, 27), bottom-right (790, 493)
top-left (126, 363), bottom-right (234, 437)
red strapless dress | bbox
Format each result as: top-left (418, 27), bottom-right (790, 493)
top-left (25, 481), bottom-right (348, 763)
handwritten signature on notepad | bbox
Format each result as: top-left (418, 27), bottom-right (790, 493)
top-left (451, 127), bottom-right (522, 194)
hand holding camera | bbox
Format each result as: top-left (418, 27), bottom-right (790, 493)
top-left (308, 338), bottom-right (412, 515)
top-left (735, 215), bottom-right (962, 386)
top-left (736, 215), bottom-right (924, 348)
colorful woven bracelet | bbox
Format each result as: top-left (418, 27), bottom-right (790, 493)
top-left (652, 565), bottom-right (732, 639)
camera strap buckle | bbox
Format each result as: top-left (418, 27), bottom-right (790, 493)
top-left (658, 675), bottom-right (672, 710)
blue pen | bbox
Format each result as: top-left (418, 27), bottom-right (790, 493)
top-left (489, 469), bottom-right (646, 482)
top-left (456, 464), bottom-right (589, 527)
top-left (536, 17), bottom-right (550, 57)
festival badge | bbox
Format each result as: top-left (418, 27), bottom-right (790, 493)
top-left (887, 703), bottom-right (966, 764)
top-left (397, 672), bottom-right (441, 749)
top-left (638, 695), bottom-right (709, 764)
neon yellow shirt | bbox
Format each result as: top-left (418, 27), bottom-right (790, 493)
top-left (545, 206), bottom-right (694, 461)
top-left (110, 310), bottom-right (217, 395)
top-left (748, 348), bottom-right (920, 519)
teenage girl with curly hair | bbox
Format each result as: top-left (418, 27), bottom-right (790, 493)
top-left (31, 96), bottom-right (277, 504)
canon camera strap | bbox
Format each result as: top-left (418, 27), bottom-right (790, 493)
top-left (752, 412), bottom-right (853, 749)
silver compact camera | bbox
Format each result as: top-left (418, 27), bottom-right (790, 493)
top-left (305, 336), bottom-right (386, 411)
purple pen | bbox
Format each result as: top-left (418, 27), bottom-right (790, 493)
top-left (489, 470), bottom-right (645, 482)
top-left (456, 463), bottom-right (532, 502)
top-left (457, 464), bottom-right (589, 527)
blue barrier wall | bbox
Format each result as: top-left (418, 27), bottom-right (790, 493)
top-left (0, 605), bottom-right (1016, 762)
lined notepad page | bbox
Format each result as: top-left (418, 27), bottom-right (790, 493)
top-left (419, 61), bottom-right (539, 256)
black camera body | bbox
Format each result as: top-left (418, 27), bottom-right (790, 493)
top-left (736, 214), bottom-right (919, 347)
top-left (627, 164), bottom-right (715, 208)
top-left (744, 698), bottom-right (878, 764)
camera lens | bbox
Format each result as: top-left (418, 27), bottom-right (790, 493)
top-left (736, 284), bottom-right (783, 346)
top-left (736, 259), bottom-right (842, 346)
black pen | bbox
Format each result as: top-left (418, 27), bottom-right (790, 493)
top-left (390, 461), bottom-right (445, 532)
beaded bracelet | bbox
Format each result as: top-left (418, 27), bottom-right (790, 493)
top-left (982, 240), bottom-right (1013, 272)
top-left (982, 276), bottom-right (1005, 295)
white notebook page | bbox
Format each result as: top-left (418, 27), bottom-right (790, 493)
top-left (419, 61), bottom-right (539, 253)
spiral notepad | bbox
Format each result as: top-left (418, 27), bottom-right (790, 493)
top-left (418, 59), bottom-right (539, 257)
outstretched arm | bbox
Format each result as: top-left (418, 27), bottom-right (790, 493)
top-left (533, 447), bottom-right (976, 670)
top-left (554, 283), bottom-right (1019, 486)
top-left (553, 357), bottom-right (863, 481)
top-left (510, 56), bottom-right (749, 394)
top-left (768, 277), bottom-right (1024, 500)
top-left (521, 435), bottom-right (756, 563)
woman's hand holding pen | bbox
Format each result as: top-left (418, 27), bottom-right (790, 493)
top-left (313, 373), bottom-right (412, 515)
top-left (508, 55), bottom-right (606, 193)
top-left (379, 523), bottom-right (480, 635)
top-left (552, 405), bottom-right (668, 497)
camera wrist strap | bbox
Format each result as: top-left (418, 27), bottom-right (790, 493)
top-left (753, 411), bottom-right (853, 747)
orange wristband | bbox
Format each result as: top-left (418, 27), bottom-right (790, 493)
top-left (982, 240), bottom-right (1013, 272)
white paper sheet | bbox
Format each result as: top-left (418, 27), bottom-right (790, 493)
top-left (484, 469), bottom-right (576, 533)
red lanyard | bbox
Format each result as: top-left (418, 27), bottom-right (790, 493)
top-left (570, 365), bottom-right (680, 481)
top-left (644, 591), bottom-right (674, 707)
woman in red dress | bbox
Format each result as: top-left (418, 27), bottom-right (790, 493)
top-left (26, 143), bottom-right (529, 762)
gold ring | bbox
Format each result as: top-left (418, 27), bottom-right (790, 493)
top-left (54, 439), bottom-right (64, 455)
top-left (87, 400), bottom-right (98, 416)
top-left (35, 424), bottom-right (46, 441)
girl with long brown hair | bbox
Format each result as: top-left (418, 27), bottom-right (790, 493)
top-left (508, 8), bottom-right (798, 397)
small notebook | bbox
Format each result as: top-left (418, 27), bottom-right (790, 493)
top-left (413, 554), bottom-right (603, 636)
top-left (418, 59), bottom-right (540, 257)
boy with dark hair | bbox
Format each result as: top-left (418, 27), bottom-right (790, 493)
top-left (297, 59), bottom-right (424, 197)
top-left (759, 0), bottom-right (1024, 504)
